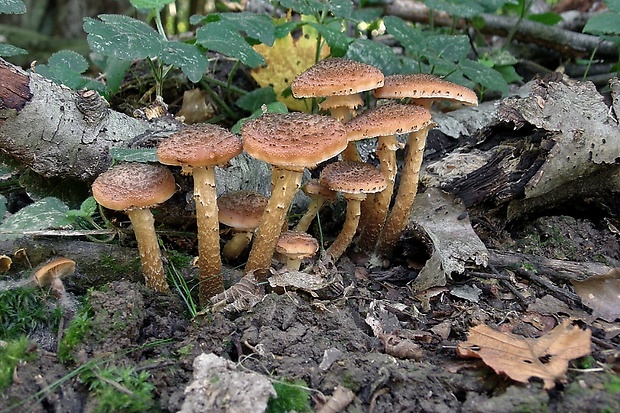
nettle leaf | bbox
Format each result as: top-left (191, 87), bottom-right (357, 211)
top-left (196, 20), bottom-right (265, 68)
top-left (460, 59), bottom-right (508, 95)
top-left (0, 197), bottom-right (72, 241)
top-left (236, 87), bottom-right (277, 112)
top-left (528, 12), bottom-right (562, 26)
top-left (424, 34), bottom-right (470, 62)
top-left (345, 39), bottom-right (401, 75)
top-left (0, 0), bottom-right (26, 14)
top-left (161, 41), bottom-right (209, 83)
top-left (109, 148), bottom-right (158, 163)
top-left (130, 0), bottom-right (174, 12)
top-left (0, 43), bottom-right (26, 56)
top-left (217, 12), bottom-right (276, 46)
top-left (383, 15), bottom-right (425, 54)
top-left (423, 0), bottom-right (484, 17)
top-left (307, 22), bottom-right (349, 56)
top-left (84, 14), bottom-right (164, 60)
top-left (583, 12), bottom-right (620, 35)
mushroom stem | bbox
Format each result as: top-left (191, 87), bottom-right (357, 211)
top-left (326, 194), bottom-right (365, 261)
top-left (192, 166), bottom-right (224, 302)
top-left (294, 198), bottom-right (323, 233)
top-left (358, 134), bottom-right (400, 252)
top-left (245, 167), bottom-right (302, 279)
top-left (376, 123), bottom-right (433, 257)
top-left (222, 232), bottom-right (253, 261)
top-left (126, 208), bottom-right (169, 292)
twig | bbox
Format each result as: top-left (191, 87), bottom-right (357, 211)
top-left (515, 266), bottom-right (582, 305)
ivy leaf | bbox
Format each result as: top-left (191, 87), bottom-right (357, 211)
top-left (161, 41), bottom-right (209, 83)
top-left (130, 0), bottom-right (174, 11)
top-left (0, 197), bottom-right (72, 241)
top-left (460, 59), bottom-right (508, 96)
top-left (307, 22), bottom-right (349, 57)
top-left (0, 0), bottom-right (26, 14)
top-left (109, 148), bottom-right (158, 163)
top-left (196, 21), bottom-right (265, 67)
top-left (236, 87), bottom-right (277, 112)
top-left (84, 14), bottom-right (164, 60)
top-left (0, 43), bottom-right (26, 56)
top-left (345, 39), bottom-right (401, 75)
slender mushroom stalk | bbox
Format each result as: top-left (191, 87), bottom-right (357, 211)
top-left (92, 163), bottom-right (176, 292)
top-left (157, 124), bottom-right (243, 303)
top-left (241, 112), bottom-right (348, 279)
top-left (320, 161), bottom-right (387, 261)
top-left (276, 230), bottom-right (319, 270)
top-left (344, 103), bottom-right (433, 253)
top-left (374, 74), bottom-right (478, 257)
top-left (291, 58), bottom-right (384, 161)
top-left (294, 179), bottom-right (336, 233)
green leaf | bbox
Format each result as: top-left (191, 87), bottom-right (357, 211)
top-left (103, 56), bottom-right (132, 93)
top-left (236, 87), bottom-right (277, 112)
top-left (109, 148), bottom-right (158, 163)
top-left (0, 194), bottom-right (6, 224)
top-left (326, 0), bottom-right (354, 18)
top-left (35, 51), bottom-right (106, 91)
top-left (196, 20), bottom-right (265, 68)
top-left (0, 43), bottom-right (26, 56)
top-left (231, 102), bottom-right (288, 134)
top-left (475, 0), bottom-right (518, 12)
top-left (217, 12), bottom-right (276, 46)
top-left (527, 12), bottom-right (562, 26)
top-left (84, 14), bottom-right (164, 60)
top-left (279, 0), bottom-right (323, 15)
top-left (460, 59), bottom-right (508, 95)
top-left (350, 7), bottom-right (383, 23)
top-left (583, 12), bottom-right (620, 35)
top-left (161, 41), bottom-right (209, 83)
top-left (0, 197), bottom-right (72, 241)
top-left (130, 0), bottom-right (174, 12)
top-left (422, 0), bottom-right (484, 17)
top-left (345, 38), bottom-right (401, 75)
top-left (424, 34), bottom-right (470, 62)
top-left (80, 196), bottom-right (98, 216)
top-left (383, 15), bottom-right (425, 54)
top-left (494, 64), bottom-right (523, 84)
top-left (0, 0), bottom-right (26, 14)
top-left (49, 50), bottom-right (89, 74)
top-left (605, 0), bottom-right (620, 12)
top-left (274, 21), bottom-right (302, 38)
top-left (307, 22), bottom-right (349, 56)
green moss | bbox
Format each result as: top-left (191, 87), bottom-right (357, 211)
top-left (266, 379), bottom-right (312, 413)
top-left (58, 305), bottom-right (93, 363)
top-left (0, 287), bottom-right (63, 340)
top-left (0, 336), bottom-right (37, 391)
top-left (99, 254), bottom-right (139, 274)
top-left (166, 250), bottom-right (193, 268)
top-left (604, 374), bottom-right (620, 393)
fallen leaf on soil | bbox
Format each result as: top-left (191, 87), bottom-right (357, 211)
top-left (365, 300), bottom-right (423, 360)
top-left (316, 385), bottom-right (356, 413)
top-left (251, 25), bottom-right (330, 112)
top-left (210, 272), bottom-right (264, 313)
top-left (571, 268), bottom-right (620, 322)
top-left (456, 320), bottom-right (591, 389)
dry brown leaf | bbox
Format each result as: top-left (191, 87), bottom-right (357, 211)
top-left (251, 25), bottom-right (330, 112)
top-left (456, 320), bottom-right (591, 389)
top-left (571, 268), bottom-right (620, 322)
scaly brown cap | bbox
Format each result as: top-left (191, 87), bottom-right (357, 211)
top-left (292, 58), bottom-right (384, 98)
top-left (276, 230), bottom-right (319, 259)
top-left (241, 112), bottom-right (347, 171)
top-left (320, 161), bottom-right (387, 194)
top-left (218, 190), bottom-right (268, 231)
top-left (92, 163), bottom-right (176, 211)
top-left (345, 102), bottom-right (433, 141)
top-left (374, 74), bottom-right (478, 105)
top-left (157, 123), bottom-right (243, 168)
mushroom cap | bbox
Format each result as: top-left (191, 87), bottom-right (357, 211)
top-left (302, 179), bottom-right (337, 201)
top-left (320, 161), bottom-right (387, 194)
top-left (92, 162), bottom-right (176, 211)
top-left (218, 190), bottom-right (268, 231)
top-left (374, 74), bottom-right (478, 105)
top-left (345, 102), bottom-right (434, 141)
top-left (33, 257), bottom-right (76, 287)
top-left (157, 123), bottom-right (243, 168)
top-left (276, 230), bottom-right (319, 259)
top-left (291, 58), bottom-right (385, 98)
top-left (241, 112), bottom-right (348, 170)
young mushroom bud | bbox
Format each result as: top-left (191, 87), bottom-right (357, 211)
top-left (92, 163), bottom-right (175, 292)
top-left (276, 230), bottom-right (319, 270)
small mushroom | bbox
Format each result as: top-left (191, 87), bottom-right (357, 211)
top-left (374, 74), bottom-right (478, 257)
top-left (320, 161), bottom-right (387, 261)
top-left (32, 257), bottom-right (76, 298)
top-left (157, 123), bottom-right (243, 302)
top-left (217, 190), bottom-right (268, 261)
top-left (294, 179), bottom-right (337, 233)
top-left (291, 58), bottom-right (384, 161)
top-left (276, 230), bottom-right (319, 270)
top-left (92, 162), bottom-right (176, 292)
top-left (241, 112), bottom-right (348, 279)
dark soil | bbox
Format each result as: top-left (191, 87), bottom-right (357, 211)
top-left (1, 212), bottom-right (619, 412)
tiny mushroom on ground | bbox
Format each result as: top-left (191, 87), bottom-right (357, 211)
top-left (32, 257), bottom-right (76, 299)
top-left (294, 179), bottom-right (337, 233)
top-left (291, 57), bottom-right (384, 161)
top-left (241, 112), bottom-right (347, 279)
top-left (217, 190), bottom-right (268, 261)
top-left (157, 123), bottom-right (243, 303)
top-left (276, 230), bottom-right (319, 270)
top-left (92, 162), bottom-right (176, 292)
top-left (320, 160), bottom-right (387, 262)
top-left (345, 102), bottom-right (433, 254)
top-left (373, 74), bottom-right (478, 257)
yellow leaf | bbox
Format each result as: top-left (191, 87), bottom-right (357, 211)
top-left (251, 26), bottom-right (330, 112)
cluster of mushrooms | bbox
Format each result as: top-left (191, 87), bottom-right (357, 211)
top-left (91, 58), bottom-right (478, 306)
